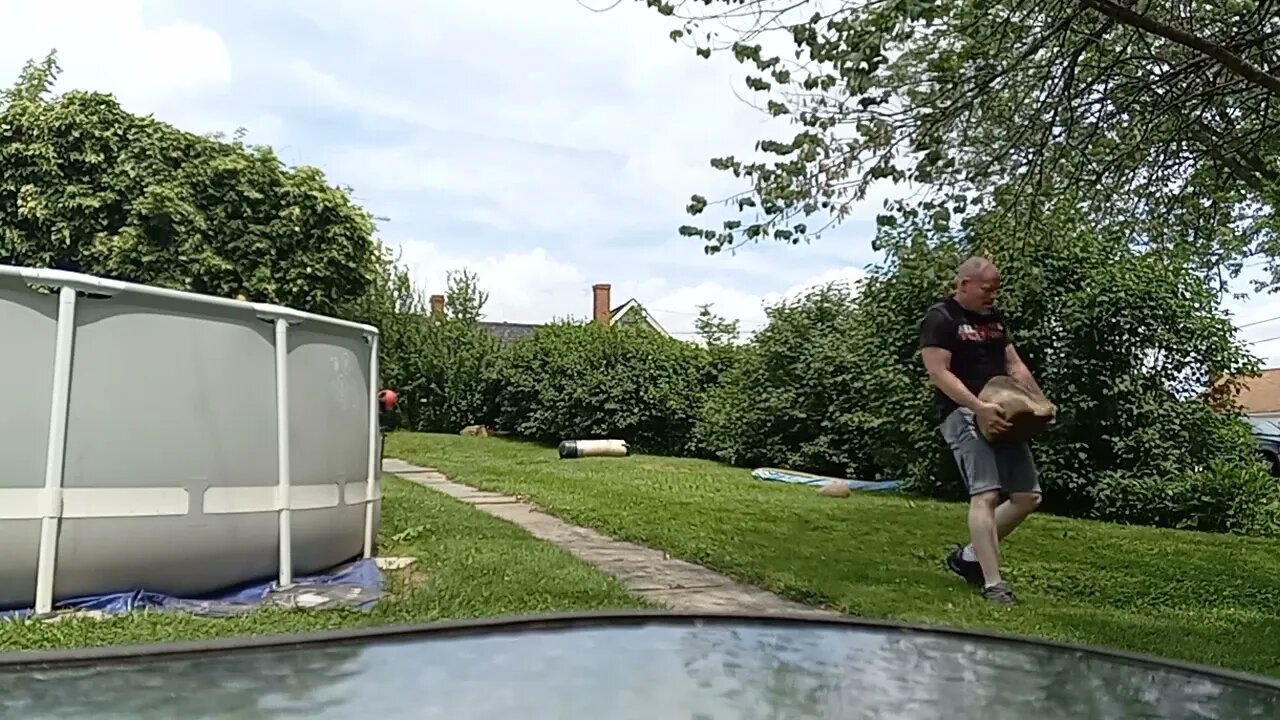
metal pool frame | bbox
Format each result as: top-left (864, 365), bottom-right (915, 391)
top-left (0, 265), bottom-right (383, 614)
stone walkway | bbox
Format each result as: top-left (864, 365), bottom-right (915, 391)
top-left (382, 458), bottom-right (839, 617)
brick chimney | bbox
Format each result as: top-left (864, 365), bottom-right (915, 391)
top-left (429, 294), bottom-right (445, 319)
top-left (592, 283), bottom-right (612, 325)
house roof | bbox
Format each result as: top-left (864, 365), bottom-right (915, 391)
top-left (476, 321), bottom-right (540, 345)
top-left (608, 299), bottom-right (671, 337)
top-left (1227, 367), bottom-right (1280, 413)
top-left (423, 295), bottom-right (668, 345)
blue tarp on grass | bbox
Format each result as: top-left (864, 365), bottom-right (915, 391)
top-left (0, 557), bottom-right (383, 621)
top-left (752, 467), bottom-right (903, 492)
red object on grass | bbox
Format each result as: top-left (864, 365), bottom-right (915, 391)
top-left (378, 389), bottom-right (398, 411)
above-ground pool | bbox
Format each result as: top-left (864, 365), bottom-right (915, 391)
top-left (0, 265), bottom-right (382, 614)
top-left (1, 612), bottom-right (1276, 719)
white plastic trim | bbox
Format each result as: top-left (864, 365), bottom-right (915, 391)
top-left (0, 484), bottom-right (370, 519)
top-left (346, 481), bottom-right (383, 506)
top-left (203, 484), bottom-right (346, 514)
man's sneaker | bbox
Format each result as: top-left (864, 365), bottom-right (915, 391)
top-left (981, 581), bottom-right (1017, 606)
top-left (945, 545), bottom-right (984, 587)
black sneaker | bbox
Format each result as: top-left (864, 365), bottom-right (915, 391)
top-left (946, 545), bottom-right (984, 587)
top-left (981, 581), bottom-right (1017, 606)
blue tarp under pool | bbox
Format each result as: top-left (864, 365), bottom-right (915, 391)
top-left (0, 558), bottom-right (383, 621)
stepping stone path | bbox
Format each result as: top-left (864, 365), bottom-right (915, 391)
top-left (382, 459), bottom-right (839, 617)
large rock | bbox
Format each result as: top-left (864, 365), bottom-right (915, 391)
top-left (977, 375), bottom-right (1057, 443)
top-left (818, 481), bottom-right (851, 498)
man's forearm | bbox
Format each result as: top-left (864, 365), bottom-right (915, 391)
top-left (929, 368), bottom-right (986, 411)
top-left (1009, 362), bottom-right (1044, 395)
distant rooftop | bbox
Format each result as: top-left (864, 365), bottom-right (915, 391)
top-left (476, 321), bottom-right (540, 345)
top-left (427, 282), bottom-right (669, 345)
top-left (1230, 367), bottom-right (1280, 414)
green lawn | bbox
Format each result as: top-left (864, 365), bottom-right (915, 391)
top-left (386, 431), bottom-right (1280, 678)
top-left (0, 473), bottom-right (646, 652)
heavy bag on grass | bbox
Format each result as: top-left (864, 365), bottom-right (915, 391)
top-left (558, 439), bottom-right (630, 459)
top-left (977, 375), bottom-right (1057, 443)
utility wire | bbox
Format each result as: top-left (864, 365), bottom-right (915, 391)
top-left (1238, 313), bottom-right (1280, 329)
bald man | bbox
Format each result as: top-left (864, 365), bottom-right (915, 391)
top-left (918, 256), bottom-right (1050, 606)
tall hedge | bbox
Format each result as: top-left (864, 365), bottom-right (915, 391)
top-left (406, 317), bottom-right (502, 433)
top-left (490, 321), bottom-right (708, 455)
top-left (695, 284), bottom-right (888, 478)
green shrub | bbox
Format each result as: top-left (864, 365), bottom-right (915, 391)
top-left (490, 321), bottom-right (707, 455)
top-left (695, 285), bottom-right (870, 476)
top-left (1086, 461), bottom-right (1280, 537)
top-left (403, 318), bottom-right (502, 433)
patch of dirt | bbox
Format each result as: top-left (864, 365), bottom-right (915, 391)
top-left (379, 555), bottom-right (430, 596)
top-left (398, 565), bottom-right (430, 590)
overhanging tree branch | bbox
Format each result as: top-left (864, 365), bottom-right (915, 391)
top-left (1081, 0), bottom-right (1280, 96)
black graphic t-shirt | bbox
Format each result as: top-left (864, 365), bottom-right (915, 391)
top-left (919, 297), bottom-right (1011, 420)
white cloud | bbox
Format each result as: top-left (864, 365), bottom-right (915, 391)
top-left (0, 0), bottom-right (232, 110)
top-left (270, 0), bottom-right (904, 240)
top-left (653, 265), bottom-right (867, 338)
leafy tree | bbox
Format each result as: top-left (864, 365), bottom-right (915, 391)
top-left (694, 303), bottom-right (742, 347)
top-left (0, 51), bottom-right (380, 315)
top-left (635, 1), bottom-right (1280, 288)
top-left (409, 317), bottom-right (502, 433)
top-left (442, 267), bottom-right (489, 324)
top-left (339, 247), bottom-right (431, 429)
top-left (692, 302), bottom-right (743, 382)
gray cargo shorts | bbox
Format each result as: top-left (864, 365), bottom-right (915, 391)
top-left (940, 407), bottom-right (1041, 497)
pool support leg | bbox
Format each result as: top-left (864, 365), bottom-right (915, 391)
top-left (34, 287), bottom-right (78, 616)
top-left (273, 317), bottom-right (293, 588)
top-left (363, 333), bottom-right (379, 559)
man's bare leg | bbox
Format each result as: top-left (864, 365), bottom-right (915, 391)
top-left (967, 491), bottom-right (1003, 586)
top-left (993, 492), bottom-right (1041, 542)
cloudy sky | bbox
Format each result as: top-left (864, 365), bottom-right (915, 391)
top-left (4, 0), bottom-right (1280, 362)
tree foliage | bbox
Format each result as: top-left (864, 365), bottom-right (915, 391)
top-left (0, 52), bottom-right (380, 315)
top-left (694, 303), bottom-right (742, 346)
top-left (640, 0), bottom-right (1280, 288)
top-left (0, 51), bottom-right (451, 436)
top-left (440, 268), bottom-right (489, 324)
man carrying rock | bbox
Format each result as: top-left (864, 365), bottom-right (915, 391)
top-left (918, 256), bottom-right (1051, 605)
